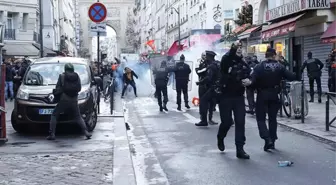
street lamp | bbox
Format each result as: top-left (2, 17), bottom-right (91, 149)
top-left (171, 6), bottom-right (181, 51)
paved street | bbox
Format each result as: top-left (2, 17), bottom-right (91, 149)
top-left (1, 101), bottom-right (114, 185)
top-left (124, 97), bottom-right (336, 185)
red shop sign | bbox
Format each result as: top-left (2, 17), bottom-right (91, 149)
top-left (261, 22), bottom-right (296, 40)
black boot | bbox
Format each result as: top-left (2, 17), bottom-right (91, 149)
top-left (177, 104), bottom-right (182, 111)
top-left (163, 103), bottom-right (168, 111)
top-left (236, 147), bottom-right (250, 159)
top-left (185, 103), bottom-right (190, 109)
top-left (217, 136), bottom-right (225, 152)
top-left (84, 131), bottom-right (92, 140)
top-left (208, 117), bottom-right (218, 125)
top-left (263, 138), bottom-right (274, 151)
top-left (159, 106), bottom-right (163, 112)
top-left (318, 96), bottom-right (322, 103)
top-left (195, 121), bottom-right (208, 126)
top-left (309, 95), bottom-right (314, 102)
top-left (47, 134), bottom-right (55, 140)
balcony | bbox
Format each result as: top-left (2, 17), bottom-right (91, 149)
top-left (4, 29), bottom-right (16, 40)
top-left (33, 32), bottom-right (40, 43)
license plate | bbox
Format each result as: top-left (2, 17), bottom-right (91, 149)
top-left (39, 109), bottom-right (54, 115)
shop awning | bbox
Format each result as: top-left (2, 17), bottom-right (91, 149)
top-left (32, 43), bottom-right (57, 57)
top-left (232, 24), bottom-right (251, 34)
top-left (321, 21), bottom-right (336, 43)
top-left (261, 14), bottom-right (305, 40)
top-left (3, 42), bottom-right (40, 56)
top-left (238, 26), bottom-right (262, 39)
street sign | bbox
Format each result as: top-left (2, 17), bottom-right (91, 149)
top-left (90, 23), bottom-right (106, 32)
top-left (88, 2), bottom-right (107, 23)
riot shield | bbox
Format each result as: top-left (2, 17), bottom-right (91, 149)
top-left (172, 60), bottom-right (194, 91)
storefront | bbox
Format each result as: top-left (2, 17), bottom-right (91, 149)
top-left (238, 26), bottom-right (268, 61)
top-left (321, 20), bottom-right (336, 47)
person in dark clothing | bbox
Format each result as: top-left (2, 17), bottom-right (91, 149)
top-left (248, 48), bottom-right (296, 151)
top-left (246, 56), bottom-right (259, 114)
top-left (47, 63), bottom-right (92, 140)
top-left (4, 60), bottom-right (15, 101)
top-left (18, 59), bottom-right (29, 78)
top-left (195, 51), bottom-right (219, 126)
top-left (301, 51), bottom-right (324, 103)
top-left (217, 41), bottom-right (251, 159)
top-left (121, 67), bottom-right (138, 98)
top-left (154, 60), bottom-right (170, 111)
top-left (326, 54), bottom-right (335, 92)
top-left (174, 54), bottom-right (191, 110)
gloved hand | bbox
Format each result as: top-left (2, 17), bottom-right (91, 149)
top-left (242, 78), bottom-right (252, 86)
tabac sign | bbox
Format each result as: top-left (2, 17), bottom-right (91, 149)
top-left (266, 0), bottom-right (330, 21)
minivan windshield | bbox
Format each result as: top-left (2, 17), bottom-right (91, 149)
top-left (24, 63), bottom-right (90, 86)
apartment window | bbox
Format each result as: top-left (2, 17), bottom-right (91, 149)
top-left (203, 3), bottom-right (206, 8)
top-left (191, 0), bottom-right (192, 6)
top-left (200, 5), bottom-right (202, 11)
top-left (194, 0), bottom-right (196, 4)
top-left (22, 13), bottom-right (28, 31)
top-left (6, 13), bottom-right (13, 29)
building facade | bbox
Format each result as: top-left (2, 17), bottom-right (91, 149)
top-left (0, 0), bottom-right (40, 57)
top-left (41, 0), bottom-right (60, 53)
top-left (58, 0), bottom-right (77, 56)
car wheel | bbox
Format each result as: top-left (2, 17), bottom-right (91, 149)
top-left (86, 108), bottom-right (97, 132)
top-left (11, 111), bottom-right (25, 133)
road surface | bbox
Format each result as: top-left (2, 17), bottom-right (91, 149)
top-left (124, 97), bottom-right (336, 185)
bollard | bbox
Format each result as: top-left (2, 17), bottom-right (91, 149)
top-left (110, 78), bottom-right (115, 115)
top-left (301, 79), bottom-right (305, 123)
top-left (0, 64), bottom-right (7, 144)
top-left (326, 95), bottom-right (330, 131)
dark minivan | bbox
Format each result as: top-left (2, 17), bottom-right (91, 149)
top-left (11, 57), bottom-right (100, 133)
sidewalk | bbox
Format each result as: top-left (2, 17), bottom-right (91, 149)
top-left (276, 95), bottom-right (336, 143)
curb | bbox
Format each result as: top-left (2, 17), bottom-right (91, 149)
top-left (112, 100), bottom-right (137, 185)
top-left (277, 121), bottom-right (336, 145)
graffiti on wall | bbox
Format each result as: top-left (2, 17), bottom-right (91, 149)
top-left (213, 4), bottom-right (222, 23)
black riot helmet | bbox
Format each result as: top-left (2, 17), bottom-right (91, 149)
top-left (180, 54), bottom-right (185, 62)
top-left (205, 50), bottom-right (216, 61)
top-left (160, 60), bottom-right (167, 68)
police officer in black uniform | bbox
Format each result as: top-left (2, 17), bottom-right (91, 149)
top-left (195, 51), bottom-right (219, 126)
top-left (246, 56), bottom-right (259, 114)
top-left (300, 51), bottom-right (324, 103)
top-left (217, 41), bottom-right (251, 159)
top-left (248, 48), bottom-right (296, 151)
top-left (153, 60), bottom-right (170, 112)
top-left (175, 54), bottom-right (191, 110)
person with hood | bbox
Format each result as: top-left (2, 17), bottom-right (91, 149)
top-left (195, 51), bottom-right (220, 126)
top-left (47, 63), bottom-right (92, 140)
top-left (121, 67), bottom-right (138, 98)
top-left (301, 51), bottom-right (324, 103)
top-left (153, 60), bottom-right (171, 111)
top-left (248, 48), bottom-right (296, 151)
top-left (217, 41), bottom-right (251, 159)
top-left (18, 57), bottom-right (29, 78)
top-left (174, 54), bottom-right (191, 111)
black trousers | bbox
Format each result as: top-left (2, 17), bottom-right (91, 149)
top-left (49, 100), bottom-right (88, 135)
top-left (217, 95), bottom-right (246, 147)
top-left (328, 77), bottom-right (336, 93)
top-left (309, 77), bottom-right (322, 99)
top-left (156, 85), bottom-right (168, 107)
top-left (199, 86), bottom-right (215, 122)
top-left (122, 81), bottom-right (137, 96)
top-left (255, 91), bottom-right (280, 141)
top-left (246, 87), bottom-right (255, 111)
top-left (176, 80), bottom-right (188, 105)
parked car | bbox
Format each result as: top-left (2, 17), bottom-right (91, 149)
top-left (11, 57), bottom-right (100, 133)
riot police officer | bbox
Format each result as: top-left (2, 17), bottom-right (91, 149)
top-left (246, 56), bottom-right (259, 114)
top-left (217, 41), bottom-right (251, 159)
top-left (195, 51), bottom-right (219, 126)
top-left (153, 60), bottom-right (170, 112)
top-left (175, 54), bottom-right (191, 110)
top-left (247, 48), bottom-right (296, 151)
top-left (300, 51), bottom-right (324, 103)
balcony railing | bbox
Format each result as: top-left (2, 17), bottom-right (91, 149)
top-left (33, 32), bottom-right (40, 43)
top-left (4, 29), bottom-right (16, 40)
